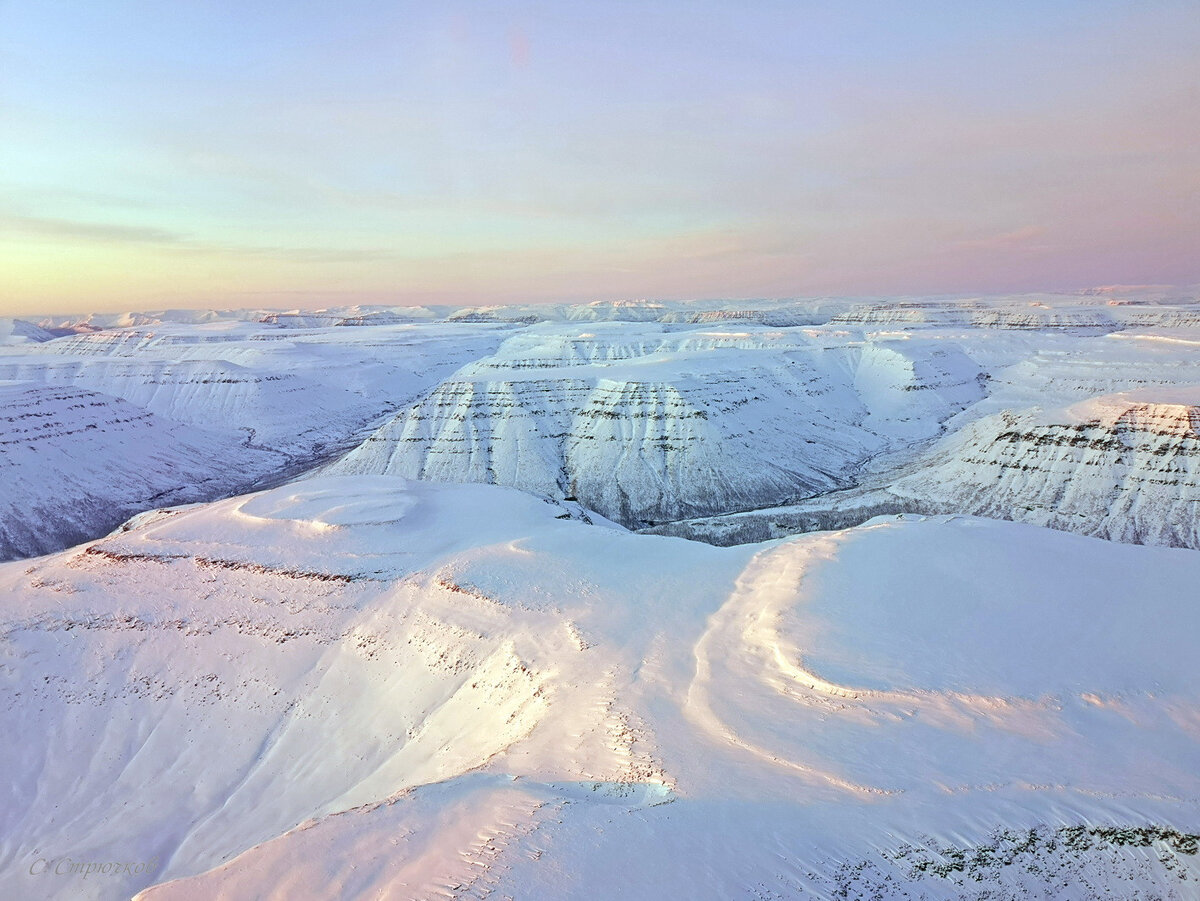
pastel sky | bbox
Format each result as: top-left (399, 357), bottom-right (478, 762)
top-left (1, 1), bottom-right (1198, 315)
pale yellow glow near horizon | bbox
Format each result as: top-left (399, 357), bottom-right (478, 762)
top-left (2, 2), bottom-right (1198, 318)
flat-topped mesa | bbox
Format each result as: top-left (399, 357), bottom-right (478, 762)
top-left (1111, 401), bottom-right (1200, 438)
top-left (681, 309), bottom-right (767, 322)
top-left (0, 382), bottom-right (279, 561)
top-left (40, 329), bottom-right (163, 356)
top-left (645, 389), bottom-right (1200, 550)
top-left (832, 304), bottom-right (960, 325)
top-left (325, 326), bottom-right (985, 527)
top-left (830, 303), bottom-right (1123, 330)
top-left (884, 394), bottom-right (1200, 548)
top-left (327, 374), bottom-right (842, 526)
top-left (658, 308), bottom-right (834, 326)
top-left (968, 308), bottom-right (1119, 329)
top-left (828, 299), bottom-right (1200, 331)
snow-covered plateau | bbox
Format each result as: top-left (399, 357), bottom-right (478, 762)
top-left (2, 293), bottom-right (1199, 900)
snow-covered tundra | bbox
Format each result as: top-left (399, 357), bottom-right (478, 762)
top-left (1, 293), bottom-right (1199, 899)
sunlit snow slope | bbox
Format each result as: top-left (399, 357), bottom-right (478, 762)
top-left (1, 477), bottom-right (1197, 900)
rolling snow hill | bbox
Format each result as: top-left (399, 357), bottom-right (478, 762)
top-left (0, 477), bottom-right (1197, 899)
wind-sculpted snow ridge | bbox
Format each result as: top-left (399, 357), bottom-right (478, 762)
top-left (1, 480), bottom-right (1198, 899)
top-left (326, 323), bottom-right (986, 526)
top-left (0, 382), bottom-right (281, 561)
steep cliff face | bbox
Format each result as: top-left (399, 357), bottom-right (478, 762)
top-left (0, 382), bottom-right (280, 560)
top-left (329, 372), bottom-right (856, 525)
top-left (1119, 309), bottom-right (1200, 327)
top-left (829, 299), bottom-right (1200, 331)
top-left (0, 320), bottom-right (509, 457)
top-left (887, 394), bottom-right (1200, 547)
top-left (0, 320), bottom-right (510, 558)
top-left (650, 389), bottom-right (1200, 550)
top-left (0, 356), bottom-right (376, 455)
top-left (328, 326), bottom-right (985, 526)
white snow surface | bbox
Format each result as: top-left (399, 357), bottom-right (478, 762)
top-left (1, 293), bottom-right (1200, 900)
top-left (0, 380), bottom-right (282, 560)
top-left (0, 477), bottom-right (1197, 899)
top-left (0, 318), bottom-right (55, 345)
top-left (326, 322), bottom-right (985, 526)
top-left (0, 319), bottom-right (510, 557)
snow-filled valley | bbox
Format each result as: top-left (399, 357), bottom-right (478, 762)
top-left (0, 319), bottom-right (509, 561)
top-left (2, 293), bottom-right (1200, 900)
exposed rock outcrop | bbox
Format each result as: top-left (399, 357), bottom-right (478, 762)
top-left (0, 382), bottom-right (281, 560)
top-left (646, 391), bottom-right (1200, 549)
top-left (327, 326), bottom-right (985, 527)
